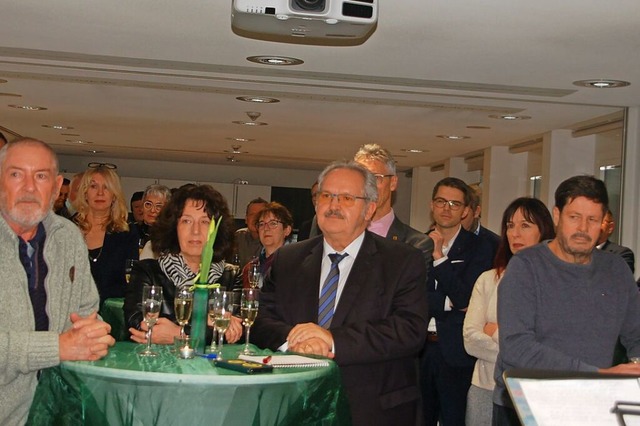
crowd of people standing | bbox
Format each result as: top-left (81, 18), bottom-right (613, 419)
top-left (2, 134), bottom-right (640, 426)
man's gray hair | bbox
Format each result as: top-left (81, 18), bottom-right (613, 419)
top-left (317, 161), bottom-right (378, 204)
top-left (143, 184), bottom-right (171, 202)
top-left (0, 137), bottom-right (59, 175)
top-left (353, 143), bottom-right (396, 175)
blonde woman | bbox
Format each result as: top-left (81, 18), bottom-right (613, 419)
top-left (74, 164), bottom-right (139, 306)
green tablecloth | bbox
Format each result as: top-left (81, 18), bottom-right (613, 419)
top-left (27, 342), bottom-right (351, 426)
top-left (100, 297), bottom-right (127, 341)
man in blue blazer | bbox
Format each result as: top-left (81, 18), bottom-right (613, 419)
top-left (421, 177), bottom-right (494, 426)
top-left (253, 161), bottom-right (428, 426)
top-left (597, 210), bottom-right (635, 273)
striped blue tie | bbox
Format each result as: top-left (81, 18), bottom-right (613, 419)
top-left (318, 253), bottom-right (348, 329)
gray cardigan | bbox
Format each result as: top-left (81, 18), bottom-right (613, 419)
top-left (0, 212), bottom-right (100, 426)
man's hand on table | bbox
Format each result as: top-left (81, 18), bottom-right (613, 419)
top-left (59, 312), bottom-right (115, 361)
top-left (287, 323), bottom-right (335, 358)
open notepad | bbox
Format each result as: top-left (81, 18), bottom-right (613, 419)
top-left (239, 354), bottom-right (330, 368)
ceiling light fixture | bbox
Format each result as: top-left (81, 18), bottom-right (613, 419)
top-left (9, 104), bottom-right (47, 111)
top-left (401, 148), bottom-right (424, 153)
top-left (43, 124), bottom-right (74, 130)
top-left (85, 150), bottom-right (103, 154)
top-left (488, 114), bottom-right (531, 121)
top-left (466, 125), bottom-right (491, 130)
top-left (236, 96), bottom-right (280, 104)
top-left (66, 139), bottom-right (93, 145)
top-left (246, 111), bottom-right (261, 121)
top-left (227, 155), bottom-right (240, 163)
top-left (246, 55), bottom-right (304, 66)
top-left (224, 145), bottom-right (247, 154)
top-left (437, 135), bottom-right (470, 140)
top-left (226, 137), bottom-right (255, 142)
top-left (232, 121), bottom-right (268, 126)
top-left (573, 79), bottom-right (630, 89)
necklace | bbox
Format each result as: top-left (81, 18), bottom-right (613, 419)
top-left (88, 247), bottom-right (103, 263)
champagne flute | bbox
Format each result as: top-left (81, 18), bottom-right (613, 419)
top-left (248, 262), bottom-right (262, 289)
top-left (139, 285), bottom-right (163, 357)
top-left (174, 287), bottom-right (193, 339)
top-left (240, 288), bottom-right (259, 355)
top-left (209, 291), bottom-right (234, 360)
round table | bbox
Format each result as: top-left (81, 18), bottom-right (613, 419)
top-left (28, 342), bottom-right (351, 425)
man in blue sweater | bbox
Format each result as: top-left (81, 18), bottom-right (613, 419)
top-left (493, 175), bottom-right (640, 425)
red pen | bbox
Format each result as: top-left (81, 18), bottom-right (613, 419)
top-left (263, 355), bottom-right (272, 364)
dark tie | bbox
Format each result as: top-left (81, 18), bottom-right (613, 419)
top-left (318, 253), bottom-right (348, 329)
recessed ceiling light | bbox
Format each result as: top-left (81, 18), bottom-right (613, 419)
top-left (66, 139), bottom-right (93, 145)
top-left (436, 135), bottom-right (470, 140)
top-left (247, 56), bottom-right (304, 66)
top-left (573, 79), bottom-right (630, 89)
top-left (466, 125), bottom-right (491, 130)
top-left (236, 96), bottom-right (280, 104)
top-left (9, 104), bottom-right (47, 111)
top-left (0, 92), bottom-right (21, 98)
top-left (43, 124), bottom-right (74, 130)
top-left (61, 133), bottom-right (81, 137)
top-left (226, 137), bottom-right (255, 142)
top-left (232, 121), bottom-right (268, 126)
top-left (401, 148), bottom-right (425, 153)
top-left (225, 145), bottom-right (248, 154)
top-left (488, 114), bottom-right (531, 121)
top-left (226, 155), bottom-right (240, 163)
top-left (85, 150), bottom-right (103, 154)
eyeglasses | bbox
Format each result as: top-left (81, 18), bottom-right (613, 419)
top-left (316, 191), bottom-right (368, 207)
top-left (87, 162), bottom-right (117, 170)
top-left (143, 201), bottom-right (165, 212)
top-left (433, 197), bottom-right (465, 211)
top-left (373, 173), bottom-right (394, 184)
top-left (257, 220), bottom-right (282, 230)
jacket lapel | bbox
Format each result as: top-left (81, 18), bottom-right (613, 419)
top-left (331, 232), bottom-right (377, 326)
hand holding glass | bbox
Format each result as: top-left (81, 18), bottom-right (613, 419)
top-left (139, 285), bottom-right (163, 357)
top-left (240, 288), bottom-right (259, 355)
top-left (174, 288), bottom-right (193, 339)
top-left (209, 291), bottom-right (235, 360)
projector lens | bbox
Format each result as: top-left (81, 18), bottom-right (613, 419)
top-left (292, 0), bottom-right (326, 12)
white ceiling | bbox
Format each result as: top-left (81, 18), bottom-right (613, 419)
top-left (1, 1), bottom-right (637, 172)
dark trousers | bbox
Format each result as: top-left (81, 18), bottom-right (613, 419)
top-left (420, 341), bottom-right (473, 426)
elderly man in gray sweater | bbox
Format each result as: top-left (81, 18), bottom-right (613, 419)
top-left (0, 138), bottom-right (115, 425)
top-left (492, 175), bottom-right (640, 425)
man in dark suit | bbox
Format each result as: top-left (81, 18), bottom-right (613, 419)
top-left (597, 209), bottom-right (635, 273)
top-left (461, 183), bottom-right (500, 255)
top-left (354, 143), bottom-right (434, 275)
top-left (252, 161), bottom-right (429, 426)
top-left (421, 177), bottom-right (494, 426)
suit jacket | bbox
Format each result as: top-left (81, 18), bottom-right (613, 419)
top-left (601, 240), bottom-right (635, 273)
top-left (428, 227), bottom-right (494, 367)
top-left (386, 216), bottom-right (434, 278)
top-left (478, 225), bottom-right (500, 257)
top-left (252, 231), bottom-right (428, 425)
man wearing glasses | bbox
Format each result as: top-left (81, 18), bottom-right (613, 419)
top-left (253, 161), bottom-right (428, 425)
top-left (421, 177), bottom-right (494, 426)
top-left (354, 143), bottom-right (434, 276)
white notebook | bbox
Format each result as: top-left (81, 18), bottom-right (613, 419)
top-left (239, 354), bottom-right (330, 368)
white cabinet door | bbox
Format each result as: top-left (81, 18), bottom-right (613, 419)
top-left (198, 182), bottom-right (235, 211)
top-left (233, 184), bottom-right (271, 218)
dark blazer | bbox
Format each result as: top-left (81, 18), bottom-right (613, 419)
top-left (252, 231), bottom-right (428, 426)
top-left (477, 225), bottom-right (500, 257)
top-left (601, 240), bottom-right (635, 273)
top-left (386, 215), bottom-right (434, 278)
top-left (427, 227), bottom-right (494, 367)
top-left (90, 228), bottom-right (139, 306)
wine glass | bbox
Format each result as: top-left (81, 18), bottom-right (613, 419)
top-left (174, 287), bottom-right (193, 339)
top-left (209, 291), bottom-right (234, 360)
top-left (248, 262), bottom-right (262, 289)
top-left (240, 288), bottom-right (259, 355)
top-left (139, 285), bottom-right (163, 357)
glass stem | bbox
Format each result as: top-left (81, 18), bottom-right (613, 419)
top-left (244, 325), bottom-right (251, 352)
top-left (146, 326), bottom-right (153, 352)
top-left (217, 330), bottom-right (225, 358)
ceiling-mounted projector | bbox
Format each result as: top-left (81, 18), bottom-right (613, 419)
top-left (231, 0), bottom-right (378, 44)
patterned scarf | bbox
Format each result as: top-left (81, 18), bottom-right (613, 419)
top-left (158, 253), bottom-right (224, 291)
